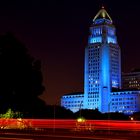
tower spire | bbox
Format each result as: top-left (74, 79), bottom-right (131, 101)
top-left (93, 7), bottom-right (112, 23)
top-left (99, 0), bottom-right (105, 10)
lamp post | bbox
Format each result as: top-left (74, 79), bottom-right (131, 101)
top-left (53, 104), bottom-right (55, 133)
top-left (53, 100), bottom-right (59, 134)
top-left (79, 101), bottom-right (83, 118)
top-left (108, 100), bottom-right (112, 135)
top-left (130, 117), bottom-right (134, 121)
top-left (108, 101), bottom-right (112, 118)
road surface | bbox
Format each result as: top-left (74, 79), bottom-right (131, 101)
top-left (0, 129), bottom-right (140, 140)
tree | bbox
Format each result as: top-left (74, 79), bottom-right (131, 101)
top-left (0, 108), bottom-right (23, 118)
top-left (0, 108), bottom-right (32, 129)
top-left (75, 109), bottom-right (102, 120)
top-left (0, 33), bottom-right (45, 117)
top-left (0, 109), bottom-right (14, 118)
top-left (42, 105), bottom-right (74, 119)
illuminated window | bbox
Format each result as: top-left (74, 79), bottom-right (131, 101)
top-left (93, 28), bottom-right (102, 35)
top-left (90, 37), bottom-right (102, 43)
top-left (107, 36), bottom-right (116, 44)
top-left (107, 27), bottom-right (115, 35)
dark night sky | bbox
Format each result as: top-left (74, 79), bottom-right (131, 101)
top-left (0, 0), bottom-right (140, 105)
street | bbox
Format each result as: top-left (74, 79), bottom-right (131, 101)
top-left (0, 129), bottom-right (140, 140)
top-left (0, 119), bottom-right (140, 140)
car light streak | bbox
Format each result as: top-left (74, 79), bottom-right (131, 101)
top-left (0, 119), bottom-right (140, 131)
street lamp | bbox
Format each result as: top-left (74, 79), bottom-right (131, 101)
top-left (53, 104), bottom-right (55, 133)
top-left (108, 100), bottom-right (112, 135)
top-left (53, 100), bottom-right (59, 134)
top-left (130, 117), bottom-right (134, 121)
top-left (108, 100), bottom-right (112, 120)
top-left (108, 100), bottom-right (112, 113)
top-left (79, 101), bottom-right (83, 118)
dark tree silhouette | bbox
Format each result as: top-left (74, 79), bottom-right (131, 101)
top-left (132, 112), bottom-right (140, 120)
top-left (0, 33), bottom-right (45, 116)
top-left (75, 109), bottom-right (102, 120)
top-left (74, 109), bottom-right (129, 120)
top-left (43, 105), bottom-right (74, 119)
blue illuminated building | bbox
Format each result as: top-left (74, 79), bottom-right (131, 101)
top-left (61, 7), bottom-right (140, 114)
top-left (61, 92), bottom-right (84, 112)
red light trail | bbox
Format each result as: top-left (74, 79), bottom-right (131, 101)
top-left (0, 119), bottom-right (140, 131)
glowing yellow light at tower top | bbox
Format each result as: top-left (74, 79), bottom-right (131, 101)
top-left (93, 7), bottom-right (112, 23)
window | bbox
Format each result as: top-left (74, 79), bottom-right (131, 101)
top-left (90, 37), bottom-right (102, 44)
top-left (107, 36), bottom-right (116, 44)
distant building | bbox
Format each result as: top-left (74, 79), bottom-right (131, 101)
top-left (61, 7), bottom-right (140, 114)
top-left (122, 71), bottom-right (140, 90)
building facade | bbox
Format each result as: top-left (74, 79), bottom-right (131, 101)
top-left (122, 71), bottom-right (140, 90)
top-left (110, 90), bottom-right (140, 114)
top-left (61, 7), bottom-right (140, 114)
top-left (61, 92), bottom-right (84, 112)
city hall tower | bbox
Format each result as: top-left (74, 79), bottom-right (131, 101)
top-left (61, 7), bottom-right (140, 114)
top-left (84, 7), bottom-right (121, 112)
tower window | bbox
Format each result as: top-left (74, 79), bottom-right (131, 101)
top-left (107, 36), bottom-right (116, 44)
top-left (90, 37), bottom-right (102, 44)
